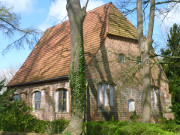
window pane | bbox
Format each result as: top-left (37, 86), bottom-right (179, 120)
top-left (35, 91), bottom-right (41, 101)
top-left (154, 89), bottom-right (157, 107)
top-left (104, 84), bottom-right (108, 106)
top-left (128, 100), bottom-right (135, 112)
top-left (38, 102), bottom-right (40, 110)
top-left (59, 101), bottom-right (62, 111)
top-left (63, 90), bottom-right (66, 111)
top-left (37, 92), bottom-right (41, 100)
top-left (63, 90), bottom-right (66, 100)
top-left (35, 102), bottom-right (38, 110)
top-left (63, 100), bottom-right (66, 112)
top-left (109, 85), bottom-right (114, 106)
top-left (59, 91), bottom-right (62, 100)
top-left (34, 91), bottom-right (41, 111)
top-left (98, 84), bottom-right (102, 107)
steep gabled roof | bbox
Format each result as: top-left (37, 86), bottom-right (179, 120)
top-left (8, 3), bottom-right (138, 86)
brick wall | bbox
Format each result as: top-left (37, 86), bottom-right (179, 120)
top-left (13, 34), bottom-right (173, 122)
top-left (15, 80), bottom-right (71, 121)
top-left (86, 34), bottom-right (173, 121)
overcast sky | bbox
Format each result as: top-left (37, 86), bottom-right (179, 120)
top-left (0, 0), bottom-right (179, 73)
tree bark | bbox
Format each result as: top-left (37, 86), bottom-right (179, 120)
top-left (65, 0), bottom-right (88, 134)
top-left (136, 0), bottom-right (155, 122)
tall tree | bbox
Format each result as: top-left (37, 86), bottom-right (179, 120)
top-left (161, 24), bottom-right (180, 78)
top-left (161, 23), bottom-right (180, 123)
top-left (65, 0), bottom-right (89, 134)
top-left (136, 0), bottom-right (155, 122)
top-left (118, 0), bottom-right (179, 122)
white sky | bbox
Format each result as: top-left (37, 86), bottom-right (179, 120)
top-left (0, 0), bottom-right (35, 13)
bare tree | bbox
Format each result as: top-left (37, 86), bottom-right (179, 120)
top-left (0, 2), bottom-right (40, 54)
top-left (65, 0), bottom-right (89, 134)
top-left (136, 0), bottom-right (155, 123)
top-left (116, 0), bottom-right (180, 122)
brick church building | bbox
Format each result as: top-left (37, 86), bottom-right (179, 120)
top-left (8, 3), bottom-right (173, 122)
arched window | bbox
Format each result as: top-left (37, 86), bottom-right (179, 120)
top-left (56, 89), bottom-right (69, 112)
top-left (119, 53), bottom-right (125, 63)
top-left (33, 91), bottom-right (41, 111)
top-left (14, 94), bottom-right (20, 101)
top-left (128, 99), bottom-right (135, 112)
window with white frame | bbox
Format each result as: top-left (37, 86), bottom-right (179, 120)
top-left (33, 91), bottom-right (41, 111)
top-left (98, 83), bottom-right (114, 107)
top-left (14, 94), bottom-right (20, 101)
top-left (128, 99), bottom-right (135, 112)
top-left (55, 89), bottom-right (69, 113)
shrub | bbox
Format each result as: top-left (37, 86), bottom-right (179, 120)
top-left (130, 111), bottom-right (140, 122)
top-left (85, 121), bottom-right (179, 135)
top-left (48, 119), bottom-right (69, 134)
top-left (161, 120), bottom-right (180, 133)
top-left (0, 101), bottom-right (48, 133)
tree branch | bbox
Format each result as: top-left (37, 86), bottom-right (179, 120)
top-left (147, 0), bottom-right (155, 46)
top-left (82, 0), bottom-right (89, 12)
top-left (155, 0), bottom-right (180, 5)
top-left (136, 0), bottom-right (144, 49)
top-left (151, 54), bottom-right (180, 59)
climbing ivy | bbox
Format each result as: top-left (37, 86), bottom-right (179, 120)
top-left (69, 36), bottom-right (86, 116)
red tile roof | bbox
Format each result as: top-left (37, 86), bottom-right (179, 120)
top-left (8, 3), bottom-right (138, 86)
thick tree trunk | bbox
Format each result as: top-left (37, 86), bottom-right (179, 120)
top-left (141, 42), bottom-right (151, 122)
top-left (136, 0), bottom-right (155, 122)
top-left (65, 0), bottom-right (88, 134)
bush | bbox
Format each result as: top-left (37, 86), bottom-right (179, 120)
top-left (0, 101), bottom-right (69, 133)
top-left (161, 120), bottom-right (180, 133)
top-left (85, 121), bottom-right (180, 135)
top-left (0, 101), bottom-right (48, 133)
top-left (49, 119), bottom-right (69, 134)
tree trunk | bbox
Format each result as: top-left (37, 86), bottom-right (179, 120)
top-left (65, 0), bottom-right (88, 134)
top-left (141, 41), bottom-right (151, 122)
top-left (136, 0), bottom-right (155, 122)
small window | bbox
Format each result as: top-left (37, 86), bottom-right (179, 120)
top-left (34, 91), bottom-right (41, 111)
top-left (128, 99), bottom-right (135, 112)
top-left (137, 56), bottom-right (141, 65)
top-left (98, 83), bottom-right (114, 107)
top-left (119, 54), bottom-right (125, 63)
top-left (14, 94), bottom-right (20, 101)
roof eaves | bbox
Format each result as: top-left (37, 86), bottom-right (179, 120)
top-left (7, 75), bottom-right (69, 87)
